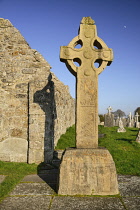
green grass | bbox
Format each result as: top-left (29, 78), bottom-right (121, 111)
top-left (98, 126), bottom-right (140, 175)
top-left (0, 161), bottom-right (37, 202)
top-left (55, 125), bottom-right (140, 176)
top-left (55, 125), bottom-right (76, 149)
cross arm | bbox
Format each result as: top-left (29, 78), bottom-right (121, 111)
top-left (96, 48), bottom-right (113, 65)
top-left (60, 46), bottom-right (82, 76)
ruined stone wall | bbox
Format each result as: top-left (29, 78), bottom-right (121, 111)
top-left (28, 75), bottom-right (75, 163)
top-left (0, 18), bottom-right (75, 163)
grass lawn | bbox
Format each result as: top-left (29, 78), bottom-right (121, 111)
top-left (0, 125), bottom-right (139, 202)
top-left (98, 126), bottom-right (140, 175)
top-left (0, 161), bottom-right (37, 202)
top-left (55, 125), bottom-right (140, 176)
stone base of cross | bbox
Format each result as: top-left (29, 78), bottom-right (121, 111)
top-left (58, 148), bottom-right (119, 195)
top-left (58, 17), bottom-right (119, 195)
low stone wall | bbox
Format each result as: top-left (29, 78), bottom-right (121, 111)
top-left (0, 18), bottom-right (75, 163)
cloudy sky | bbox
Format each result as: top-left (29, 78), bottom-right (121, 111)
top-left (0, 0), bottom-right (140, 115)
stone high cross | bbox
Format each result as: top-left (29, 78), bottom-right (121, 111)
top-left (135, 112), bottom-right (139, 128)
top-left (107, 106), bottom-right (112, 115)
top-left (60, 17), bottom-right (113, 148)
top-left (129, 112), bottom-right (132, 119)
top-left (135, 112), bottom-right (139, 122)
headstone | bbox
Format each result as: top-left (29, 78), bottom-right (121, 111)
top-left (122, 117), bottom-right (127, 127)
top-left (104, 106), bottom-right (114, 127)
top-left (131, 116), bottom-right (135, 127)
top-left (58, 17), bottom-right (119, 195)
top-left (136, 130), bottom-right (140, 143)
top-left (115, 116), bottom-right (119, 126)
top-left (135, 112), bottom-right (140, 128)
top-left (125, 117), bottom-right (129, 127)
top-left (128, 112), bottom-right (132, 127)
top-left (117, 118), bottom-right (126, 132)
top-left (107, 106), bottom-right (112, 115)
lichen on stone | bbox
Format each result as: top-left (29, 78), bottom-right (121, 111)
top-left (81, 17), bottom-right (95, 25)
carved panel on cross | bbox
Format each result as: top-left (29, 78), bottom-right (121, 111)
top-left (79, 107), bottom-right (96, 138)
top-left (80, 77), bottom-right (97, 107)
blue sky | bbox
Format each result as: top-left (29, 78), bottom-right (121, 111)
top-left (0, 0), bottom-right (139, 115)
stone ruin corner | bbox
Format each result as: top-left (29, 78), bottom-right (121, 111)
top-left (0, 18), bottom-right (75, 163)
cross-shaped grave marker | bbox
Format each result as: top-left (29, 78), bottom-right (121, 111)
top-left (107, 106), bottom-right (112, 115)
top-left (60, 17), bottom-right (113, 148)
top-left (135, 112), bottom-right (139, 128)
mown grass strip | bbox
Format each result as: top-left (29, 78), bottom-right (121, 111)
top-left (0, 161), bottom-right (37, 202)
top-left (55, 125), bottom-right (76, 149)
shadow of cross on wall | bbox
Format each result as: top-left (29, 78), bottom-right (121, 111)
top-left (34, 73), bottom-right (57, 164)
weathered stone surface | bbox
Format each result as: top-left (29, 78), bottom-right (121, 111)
top-left (104, 107), bottom-right (114, 127)
top-left (59, 17), bottom-right (118, 195)
top-left (104, 113), bottom-right (114, 127)
top-left (60, 17), bottom-right (113, 148)
top-left (10, 183), bottom-right (55, 196)
top-left (28, 74), bottom-right (75, 164)
top-left (135, 112), bottom-right (140, 128)
top-left (128, 112), bottom-right (135, 127)
top-left (0, 18), bottom-right (75, 163)
top-left (117, 118), bottom-right (126, 133)
top-left (58, 148), bottom-right (119, 195)
top-left (136, 130), bottom-right (140, 143)
top-left (51, 196), bottom-right (125, 210)
top-left (118, 175), bottom-right (140, 197)
top-left (0, 138), bottom-right (27, 162)
top-left (0, 196), bottom-right (52, 210)
top-left (123, 197), bottom-right (140, 210)
top-left (1, 173), bottom-right (140, 209)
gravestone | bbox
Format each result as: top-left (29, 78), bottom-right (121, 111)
top-left (58, 17), bottom-right (119, 195)
top-left (104, 106), bottom-right (114, 127)
top-left (128, 112), bottom-right (133, 127)
top-left (136, 130), bottom-right (140, 143)
top-left (122, 117), bottom-right (127, 127)
top-left (135, 112), bottom-right (140, 128)
top-left (117, 118), bottom-right (126, 132)
top-left (131, 116), bottom-right (135, 127)
top-left (115, 116), bottom-right (119, 126)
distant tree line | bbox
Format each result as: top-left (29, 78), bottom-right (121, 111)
top-left (99, 107), bottom-right (140, 122)
top-left (112, 109), bottom-right (126, 119)
top-left (99, 114), bottom-right (104, 122)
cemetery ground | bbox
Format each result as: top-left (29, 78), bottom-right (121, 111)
top-left (0, 125), bottom-right (140, 207)
top-left (56, 125), bottom-right (140, 176)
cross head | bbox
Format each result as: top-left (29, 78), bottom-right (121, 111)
top-left (135, 112), bottom-right (139, 122)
